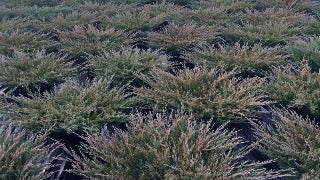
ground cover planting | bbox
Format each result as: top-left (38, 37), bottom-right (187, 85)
top-left (1, 0), bottom-right (320, 179)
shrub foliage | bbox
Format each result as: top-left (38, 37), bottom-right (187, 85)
top-left (0, 31), bottom-right (52, 57)
top-left (90, 47), bottom-right (169, 86)
top-left (147, 23), bottom-right (218, 53)
top-left (58, 25), bottom-right (131, 58)
top-left (223, 8), bottom-right (320, 46)
top-left (0, 126), bottom-right (58, 179)
top-left (1, 0), bottom-right (320, 178)
top-left (254, 108), bottom-right (320, 179)
top-left (1, 79), bottom-right (132, 133)
top-left (0, 50), bottom-right (75, 90)
top-left (72, 112), bottom-right (286, 179)
top-left (267, 63), bottom-right (320, 117)
top-left (186, 43), bottom-right (286, 74)
top-left (135, 67), bottom-right (269, 123)
top-left (287, 36), bottom-right (320, 71)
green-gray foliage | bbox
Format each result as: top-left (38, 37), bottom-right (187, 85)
top-left (186, 43), bottom-right (286, 75)
top-left (90, 47), bottom-right (169, 86)
top-left (223, 8), bottom-right (320, 46)
top-left (2, 79), bottom-right (132, 133)
top-left (0, 31), bottom-right (53, 57)
top-left (0, 50), bottom-right (75, 89)
top-left (254, 108), bottom-right (320, 179)
top-left (72, 112), bottom-right (287, 179)
top-left (287, 36), bottom-right (320, 71)
top-left (0, 5), bottom-right (73, 21)
top-left (58, 25), bottom-right (131, 58)
top-left (135, 67), bottom-right (269, 123)
top-left (267, 63), bottom-right (320, 117)
top-left (148, 23), bottom-right (218, 53)
top-left (0, 126), bottom-right (58, 179)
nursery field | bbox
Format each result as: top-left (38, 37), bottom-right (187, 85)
top-left (1, 0), bottom-right (320, 179)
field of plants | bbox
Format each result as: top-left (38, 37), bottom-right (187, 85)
top-left (1, 0), bottom-right (320, 179)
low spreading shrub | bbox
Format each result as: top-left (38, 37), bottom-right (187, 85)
top-left (77, 1), bottom-right (131, 17)
top-left (254, 0), bottom-right (303, 10)
top-left (0, 50), bottom-right (75, 90)
top-left (0, 0), bottom-right (63, 7)
top-left (135, 67), bottom-right (269, 123)
top-left (174, 0), bottom-right (253, 28)
top-left (154, 0), bottom-right (194, 6)
top-left (0, 125), bottom-right (58, 179)
top-left (287, 36), bottom-right (320, 71)
top-left (103, 3), bottom-right (176, 32)
top-left (141, 2), bottom-right (183, 19)
top-left (241, 8), bottom-right (309, 25)
top-left (186, 43), bottom-right (286, 75)
top-left (254, 108), bottom-right (320, 179)
top-left (0, 30), bottom-right (52, 57)
top-left (172, 7), bottom-right (233, 28)
top-left (104, 11), bottom-right (164, 32)
top-left (1, 78), bottom-right (132, 133)
top-left (241, 8), bottom-right (320, 35)
top-left (37, 11), bottom-right (102, 32)
top-left (223, 8), bottom-right (320, 46)
top-left (108, 0), bottom-right (193, 6)
top-left (147, 23), bottom-right (218, 54)
top-left (72, 112), bottom-right (286, 179)
top-left (90, 47), bottom-right (169, 86)
top-left (267, 63), bottom-right (320, 117)
top-left (58, 25), bottom-right (131, 59)
top-left (0, 17), bottom-right (34, 33)
top-left (191, 0), bottom-right (253, 13)
top-left (223, 20), bottom-right (300, 46)
top-left (0, 5), bottom-right (73, 21)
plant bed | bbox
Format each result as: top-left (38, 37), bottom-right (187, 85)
top-left (1, 0), bottom-right (320, 179)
